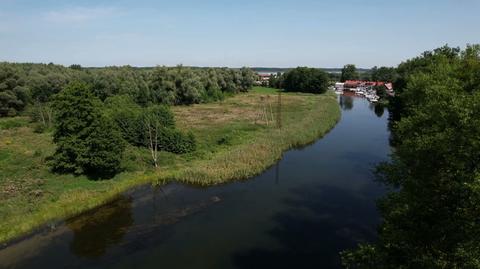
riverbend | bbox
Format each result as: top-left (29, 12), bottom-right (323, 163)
top-left (0, 96), bottom-right (390, 269)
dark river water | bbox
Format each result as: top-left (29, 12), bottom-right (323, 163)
top-left (0, 96), bottom-right (391, 269)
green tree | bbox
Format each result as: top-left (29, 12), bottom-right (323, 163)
top-left (149, 66), bottom-right (177, 105)
top-left (138, 105), bottom-right (195, 157)
top-left (49, 82), bottom-right (125, 178)
top-left (342, 44), bottom-right (480, 269)
top-left (374, 85), bottom-right (387, 99)
top-left (283, 67), bottom-right (329, 94)
top-left (371, 66), bottom-right (397, 82)
top-left (341, 64), bottom-right (359, 82)
top-left (0, 64), bottom-right (30, 116)
top-left (201, 68), bottom-right (224, 101)
top-left (0, 62), bottom-right (255, 114)
top-left (175, 67), bottom-right (204, 104)
top-left (30, 72), bottom-right (68, 102)
top-left (104, 95), bottom-right (143, 145)
top-left (81, 115), bottom-right (125, 178)
top-left (239, 67), bottom-right (255, 92)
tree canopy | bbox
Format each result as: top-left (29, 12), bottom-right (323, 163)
top-left (340, 64), bottom-right (359, 82)
top-left (342, 44), bottom-right (480, 269)
top-left (49, 82), bottom-right (125, 178)
top-left (0, 64), bottom-right (29, 116)
top-left (370, 66), bottom-right (397, 82)
top-left (282, 67), bottom-right (329, 94)
top-left (0, 63), bottom-right (256, 117)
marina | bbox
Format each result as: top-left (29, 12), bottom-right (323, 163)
top-left (334, 80), bottom-right (394, 103)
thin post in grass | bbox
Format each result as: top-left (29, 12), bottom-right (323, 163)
top-left (258, 95), bottom-right (270, 126)
top-left (277, 91), bottom-right (282, 129)
top-left (267, 95), bottom-right (274, 124)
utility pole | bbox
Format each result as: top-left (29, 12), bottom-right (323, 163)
top-left (277, 91), bottom-right (282, 129)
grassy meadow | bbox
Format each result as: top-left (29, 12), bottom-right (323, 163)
top-left (0, 87), bottom-right (340, 244)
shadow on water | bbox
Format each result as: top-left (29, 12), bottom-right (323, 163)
top-left (67, 195), bottom-right (134, 259)
top-left (374, 104), bottom-right (385, 118)
top-left (232, 183), bottom-right (381, 269)
top-left (339, 95), bottom-right (354, 111)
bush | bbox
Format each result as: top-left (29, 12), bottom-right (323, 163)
top-left (33, 123), bottom-right (46, 133)
top-left (107, 103), bottom-right (197, 156)
top-left (217, 134), bottom-right (233, 145)
top-left (158, 128), bottom-right (196, 154)
top-left (138, 106), bottom-right (196, 154)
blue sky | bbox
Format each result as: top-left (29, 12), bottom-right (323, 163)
top-left (0, 0), bottom-right (479, 68)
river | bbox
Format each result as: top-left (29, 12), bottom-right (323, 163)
top-left (0, 95), bottom-right (391, 269)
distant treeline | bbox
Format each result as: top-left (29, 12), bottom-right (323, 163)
top-left (251, 67), bottom-right (372, 74)
top-left (336, 64), bottom-right (398, 83)
top-left (264, 65), bottom-right (397, 90)
top-left (0, 63), bottom-right (256, 117)
top-left (268, 67), bottom-right (330, 94)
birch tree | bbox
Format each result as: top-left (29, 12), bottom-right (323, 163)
top-left (143, 112), bottom-right (161, 168)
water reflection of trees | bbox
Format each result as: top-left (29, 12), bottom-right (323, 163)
top-left (339, 95), bottom-right (354, 110)
top-left (232, 184), bottom-right (381, 269)
top-left (67, 195), bottom-right (134, 258)
top-left (374, 104), bottom-right (385, 118)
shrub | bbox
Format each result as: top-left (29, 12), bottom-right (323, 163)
top-left (217, 134), bottom-right (233, 146)
top-left (107, 103), bottom-right (197, 156)
top-left (158, 128), bottom-right (196, 154)
top-left (138, 106), bottom-right (196, 154)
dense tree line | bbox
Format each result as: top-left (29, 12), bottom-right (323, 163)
top-left (342, 44), bottom-right (480, 268)
top-left (0, 64), bottom-right (30, 116)
top-left (268, 67), bottom-right (329, 94)
top-left (370, 66), bottom-right (397, 82)
top-left (339, 64), bottom-right (398, 83)
top-left (0, 62), bottom-right (254, 178)
top-left (0, 62), bottom-right (255, 117)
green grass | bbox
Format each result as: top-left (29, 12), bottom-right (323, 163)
top-left (250, 86), bottom-right (280, 94)
top-left (0, 87), bottom-right (340, 244)
top-left (0, 117), bottom-right (29, 130)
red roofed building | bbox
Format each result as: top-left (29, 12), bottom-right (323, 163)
top-left (344, 80), bottom-right (393, 90)
top-left (255, 73), bottom-right (272, 85)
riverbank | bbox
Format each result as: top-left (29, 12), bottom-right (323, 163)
top-left (0, 87), bottom-right (340, 245)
